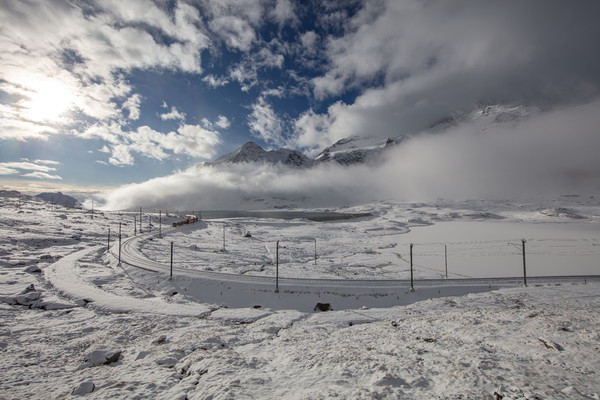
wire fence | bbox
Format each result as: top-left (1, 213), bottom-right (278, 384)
top-left (5, 197), bottom-right (598, 281)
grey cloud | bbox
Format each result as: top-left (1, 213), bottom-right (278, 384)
top-left (301, 0), bottom-right (600, 148)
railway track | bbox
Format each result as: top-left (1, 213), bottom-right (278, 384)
top-left (114, 232), bottom-right (600, 289)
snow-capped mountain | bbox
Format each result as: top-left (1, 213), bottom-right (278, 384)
top-left (206, 137), bottom-right (405, 169)
top-left (209, 142), bottom-right (313, 167)
top-left (205, 104), bottom-right (534, 169)
top-left (314, 135), bottom-right (405, 166)
top-left (428, 104), bottom-right (537, 133)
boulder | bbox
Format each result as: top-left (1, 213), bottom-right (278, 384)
top-left (72, 381), bottom-right (95, 395)
top-left (314, 303), bottom-right (333, 312)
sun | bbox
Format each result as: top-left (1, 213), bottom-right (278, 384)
top-left (21, 79), bottom-right (76, 123)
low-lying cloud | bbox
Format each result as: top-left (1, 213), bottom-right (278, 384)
top-left (103, 100), bottom-right (600, 210)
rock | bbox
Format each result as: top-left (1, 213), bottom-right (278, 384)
top-left (155, 356), bottom-right (178, 368)
top-left (40, 254), bottom-right (53, 260)
top-left (72, 381), bottom-right (95, 395)
top-left (24, 265), bottom-right (42, 273)
top-left (135, 351), bottom-right (151, 360)
top-left (314, 303), bottom-right (333, 312)
top-left (84, 349), bottom-right (121, 366)
top-left (21, 284), bottom-right (36, 294)
top-left (244, 232), bottom-right (252, 238)
top-left (152, 335), bottom-right (167, 345)
top-left (75, 298), bottom-right (93, 307)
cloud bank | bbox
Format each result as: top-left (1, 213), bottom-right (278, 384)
top-left (103, 100), bottom-right (600, 210)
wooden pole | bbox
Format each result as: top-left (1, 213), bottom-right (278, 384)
top-left (159, 210), bottom-right (162, 238)
top-left (139, 207), bottom-right (143, 233)
top-left (170, 241), bottom-right (174, 279)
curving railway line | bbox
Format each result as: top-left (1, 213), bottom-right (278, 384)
top-left (111, 234), bottom-right (600, 289)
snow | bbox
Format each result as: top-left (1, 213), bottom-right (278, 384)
top-left (1, 193), bottom-right (599, 399)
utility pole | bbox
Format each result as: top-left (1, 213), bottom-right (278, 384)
top-left (410, 243), bottom-right (415, 292)
top-left (134, 216), bottom-right (137, 235)
top-left (522, 239), bottom-right (527, 287)
top-left (139, 207), bottom-right (143, 233)
top-left (159, 210), bottom-right (162, 238)
top-left (275, 240), bottom-right (279, 293)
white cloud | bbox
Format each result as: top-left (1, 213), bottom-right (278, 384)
top-left (271, 0), bottom-right (297, 28)
top-left (0, 161), bottom-right (57, 173)
top-left (202, 74), bottom-right (229, 88)
top-left (22, 171), bottom-right (63, 180)
top-left (0, 166), bottom-right (18, 175)
top-left (109, 144), bottom-right (135, 166)
top-left (0, 0), bottom-right (211, 143)
top-left (33, 159), bottom-right (61, 165)
top-left (123, 94), bottom-right (142, 121)
top-left (209, 16), bottom-right (256, 52)
top-left (160, 106), bottom-right (186, 122)
top-left (93, 122), bottom-right (221, 165)
top-left (248, 97), bottom-right (284, 147)
top-left (215, 115), bottom-right (231, 129)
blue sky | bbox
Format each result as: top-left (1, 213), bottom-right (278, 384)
top-left (1, 0), bottom-right (600, 204)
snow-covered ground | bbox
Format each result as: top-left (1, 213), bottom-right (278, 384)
top-left (1, 194), bottom-right (599, 399)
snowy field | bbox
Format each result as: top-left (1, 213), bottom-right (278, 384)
top-left (1, 194), bottom-right (600, 399)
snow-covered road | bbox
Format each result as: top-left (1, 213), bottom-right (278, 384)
top-left (45, 245), bottom-right (213, 316)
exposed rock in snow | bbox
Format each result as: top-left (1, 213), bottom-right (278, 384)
top-left (314, 302), bottom-right (333, 312)
top-left (314, 135), bottom-right (405, 166)
top-left (83, 349), bottom-right (121, 367)
top-left (539, 207), bottom-right (586, 219)
top-left (72, 381), bottom-right (95, 395)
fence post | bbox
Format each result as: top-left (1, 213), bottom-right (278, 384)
top-left (170, 241), bottom-right (174, 280)
top-left (445, 244), bottom-right (448, 279)
top-left (118, 222), bottom-right (122, 264)
top-left (410, 243), bottom-right (414, 292)
top-left (275, 240), bottom-right (279, 293)
top-left (522, 239), bottom-right (527, 287)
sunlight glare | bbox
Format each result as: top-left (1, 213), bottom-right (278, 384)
top-left (21, 79), bottom-right (75, 123)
